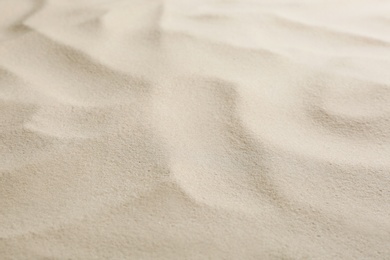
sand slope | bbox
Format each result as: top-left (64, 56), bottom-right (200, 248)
top-left (1, 0), bottom-right (390, 259)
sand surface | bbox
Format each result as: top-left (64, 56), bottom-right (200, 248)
top-left (1, 0), bottom-right (390, 259)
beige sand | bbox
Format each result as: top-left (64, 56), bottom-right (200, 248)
top-left (1, 0), bottom-right (390, 259)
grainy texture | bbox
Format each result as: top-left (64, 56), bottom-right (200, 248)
top-left (1, 0), bottom-right (390, 259)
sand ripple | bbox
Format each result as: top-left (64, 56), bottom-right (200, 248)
top-left (1, 0), bottom-right (390, 259)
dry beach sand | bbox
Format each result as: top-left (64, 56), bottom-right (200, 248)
top-left (1, 0), bottom-right (390, 259)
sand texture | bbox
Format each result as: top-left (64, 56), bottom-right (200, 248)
top-left (1, 0), bottom-right (390, 259)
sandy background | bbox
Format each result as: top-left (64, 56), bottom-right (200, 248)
top-left (1, 0), bottom-right (390, 259)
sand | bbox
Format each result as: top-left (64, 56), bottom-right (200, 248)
top-left (1, 0), bottom-right (390, 259)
